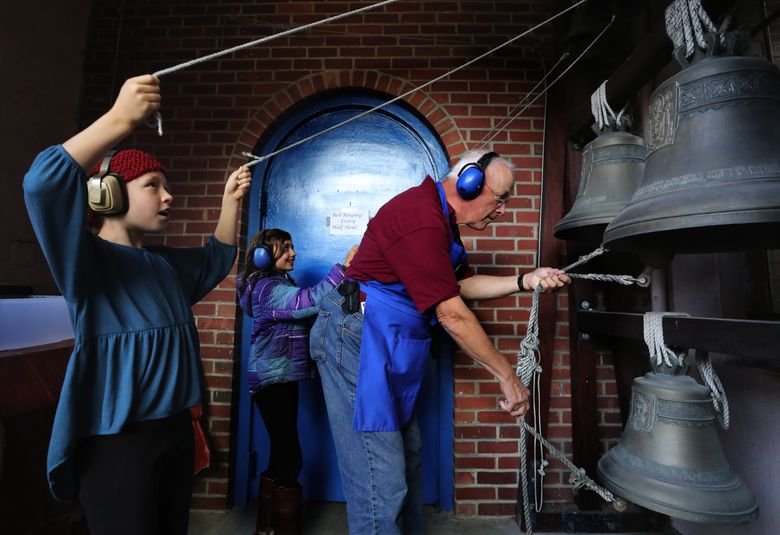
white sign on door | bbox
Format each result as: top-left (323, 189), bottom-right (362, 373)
top-left (328, 208), bottom-right (369, 236)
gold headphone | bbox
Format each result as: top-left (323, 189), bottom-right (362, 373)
top-left (86, 151), bottom-right (127, 215)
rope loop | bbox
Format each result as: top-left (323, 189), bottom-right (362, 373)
top-left (696, 350), bottom-right (731, 429)
top-left (590, 81), bottom-right (629, 131)
top-left (642, 312), bottom-right (689, 369)
top-left (665, 0), bottom-right (733, 59)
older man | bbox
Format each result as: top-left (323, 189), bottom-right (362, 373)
top-left (310, 150), bottom-right (569, 535)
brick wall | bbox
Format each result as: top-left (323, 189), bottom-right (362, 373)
top-left (77, 0), bottom-right (612, 515)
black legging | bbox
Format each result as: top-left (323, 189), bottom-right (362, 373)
top-left (254, 381), bottom-right (302, 487)
top-left (77, 410), bottom-right (194, 535)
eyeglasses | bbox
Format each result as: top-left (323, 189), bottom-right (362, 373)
top-left (485, 182), bottom-right (511, 206)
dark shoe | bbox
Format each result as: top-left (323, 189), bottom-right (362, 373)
top-left (254, 476), bottom-right (275, 535)
top-left (271, 484), bottom-right (302, 535)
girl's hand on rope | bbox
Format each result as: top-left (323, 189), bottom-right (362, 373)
top-left (521, 267), bottom-right (571, 293)
top-left (224, 166), bottom-right (252, 202)
top-left (499, 375), bottom-right (531, 419)
top-left (108, 75), bottom-right (161, 131)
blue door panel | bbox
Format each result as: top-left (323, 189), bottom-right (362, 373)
top-left (234, 92), bottom-right (453, 509)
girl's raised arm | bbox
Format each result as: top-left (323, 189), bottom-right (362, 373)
top-left (214, 166), bottom-right (252, 245)
top-left (62, 75), bottom-right (161, 171)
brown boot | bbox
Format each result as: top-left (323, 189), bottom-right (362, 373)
top-left (271, 484), bottom-right (302, 535)
top-left (254, 476), bottom-right (275, 535)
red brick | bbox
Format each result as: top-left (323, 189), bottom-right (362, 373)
top-left (455, 456), bottom-right (496, 469)
top-left (477, 471), bottom-right (517, 485)
top-left (455, 487), bottom-right (496, 501)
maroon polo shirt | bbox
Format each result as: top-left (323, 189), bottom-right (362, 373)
top-left (346, 176), bottom-right (474, 313)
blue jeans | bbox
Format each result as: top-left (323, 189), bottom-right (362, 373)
top-left (310, 289), bottom-right (423, 535)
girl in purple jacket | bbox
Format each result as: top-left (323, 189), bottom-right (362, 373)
top-left (237, 228), bottom-right (356, 535)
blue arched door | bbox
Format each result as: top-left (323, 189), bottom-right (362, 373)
top-left (234, 89), bottom-right (453, 508)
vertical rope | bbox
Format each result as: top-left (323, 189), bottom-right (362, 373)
top-left (696, 350), bottom-right (731, 429)
top-left (516, 246), bottom-right (641, 534)
top-left (519, 424), bottom-right (534, 533)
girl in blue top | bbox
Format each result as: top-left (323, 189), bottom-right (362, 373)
top-left (237, 229), bottom-right (356, 535)
top-left (23, 75), bottom-right (251, 535)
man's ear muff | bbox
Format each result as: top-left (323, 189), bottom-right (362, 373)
top-left (253, 244), bottom-right (273, 270)
top-left (456, 151), bottom-right (499, 200)
top-left (86, 151), bottom-right (127, 215)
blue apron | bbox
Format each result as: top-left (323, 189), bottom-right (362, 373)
top-left (353, 182), bottom-right (468, 431)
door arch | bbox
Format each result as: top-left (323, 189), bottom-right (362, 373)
top-left (234, 88), bottom-right (454, 509)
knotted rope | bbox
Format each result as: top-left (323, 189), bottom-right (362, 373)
top-left (664, 0), bottom-right (733, 58)
top-left (516, 246), bottom-right (645, 534)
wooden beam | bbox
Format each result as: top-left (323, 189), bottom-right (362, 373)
top-left (578, 311), bottom-right (780, 362)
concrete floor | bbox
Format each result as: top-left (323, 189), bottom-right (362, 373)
top-left (189, 502), bottom-right (521, 534)
top-left (189, 502), bottom-right (676, 534)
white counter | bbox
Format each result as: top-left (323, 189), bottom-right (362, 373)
top-left (0, 296), bottom-right (73, 352)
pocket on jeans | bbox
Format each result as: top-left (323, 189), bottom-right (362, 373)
top-left (309, 310), bottom-right (330, 363)
top-left (342, 312), bottom-right (363, 343)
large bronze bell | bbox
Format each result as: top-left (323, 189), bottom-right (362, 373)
top-left (597, 372), bottom-right (758, 523)
top-left (555, 131), bottom-right (646, 243)
top-left (603, 48), bottom-right (780, 258)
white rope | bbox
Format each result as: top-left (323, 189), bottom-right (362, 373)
top-left (477, 15), bottom-right (614, 151)
top-left (475, 51), bottom-right (570, 150)
top-left (516, 246), bottom-right (640, 534)
top-left (664, 0), bottom-right (732, 58)
top-left (520, 420), bottom-right (615, 503)
top-left (642, 312), bottom-right (689, 369)
top-left (154, 0), bottom-right (400, 77)
top-left (696, 350), bottom-right (731, 429)
top-left (516, 285), bottom-right (546, 529)
top-left (242, 0), bottom-right (594, 166)
top-left (589, 80), bottom-right (628, 131)
top-left (146, 0), bottom-right (401, 135)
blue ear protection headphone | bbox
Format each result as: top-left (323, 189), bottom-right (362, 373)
top-left (252, 232), bottom-right (274, 270)
top-left (456, 151), bottom-right (499, 200)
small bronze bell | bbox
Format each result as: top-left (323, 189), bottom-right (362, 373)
top-left (555, 131), bottom-right (646, 243)
top-left (597, 372), bottom-right (758, 523)
top-left (603, 36), bottom-right (780, 260)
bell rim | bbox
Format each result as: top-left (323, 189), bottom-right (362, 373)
top-left (598, 454), bottom-right (760, 524)
top-left (603, 216), bottom-right (780, 255)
